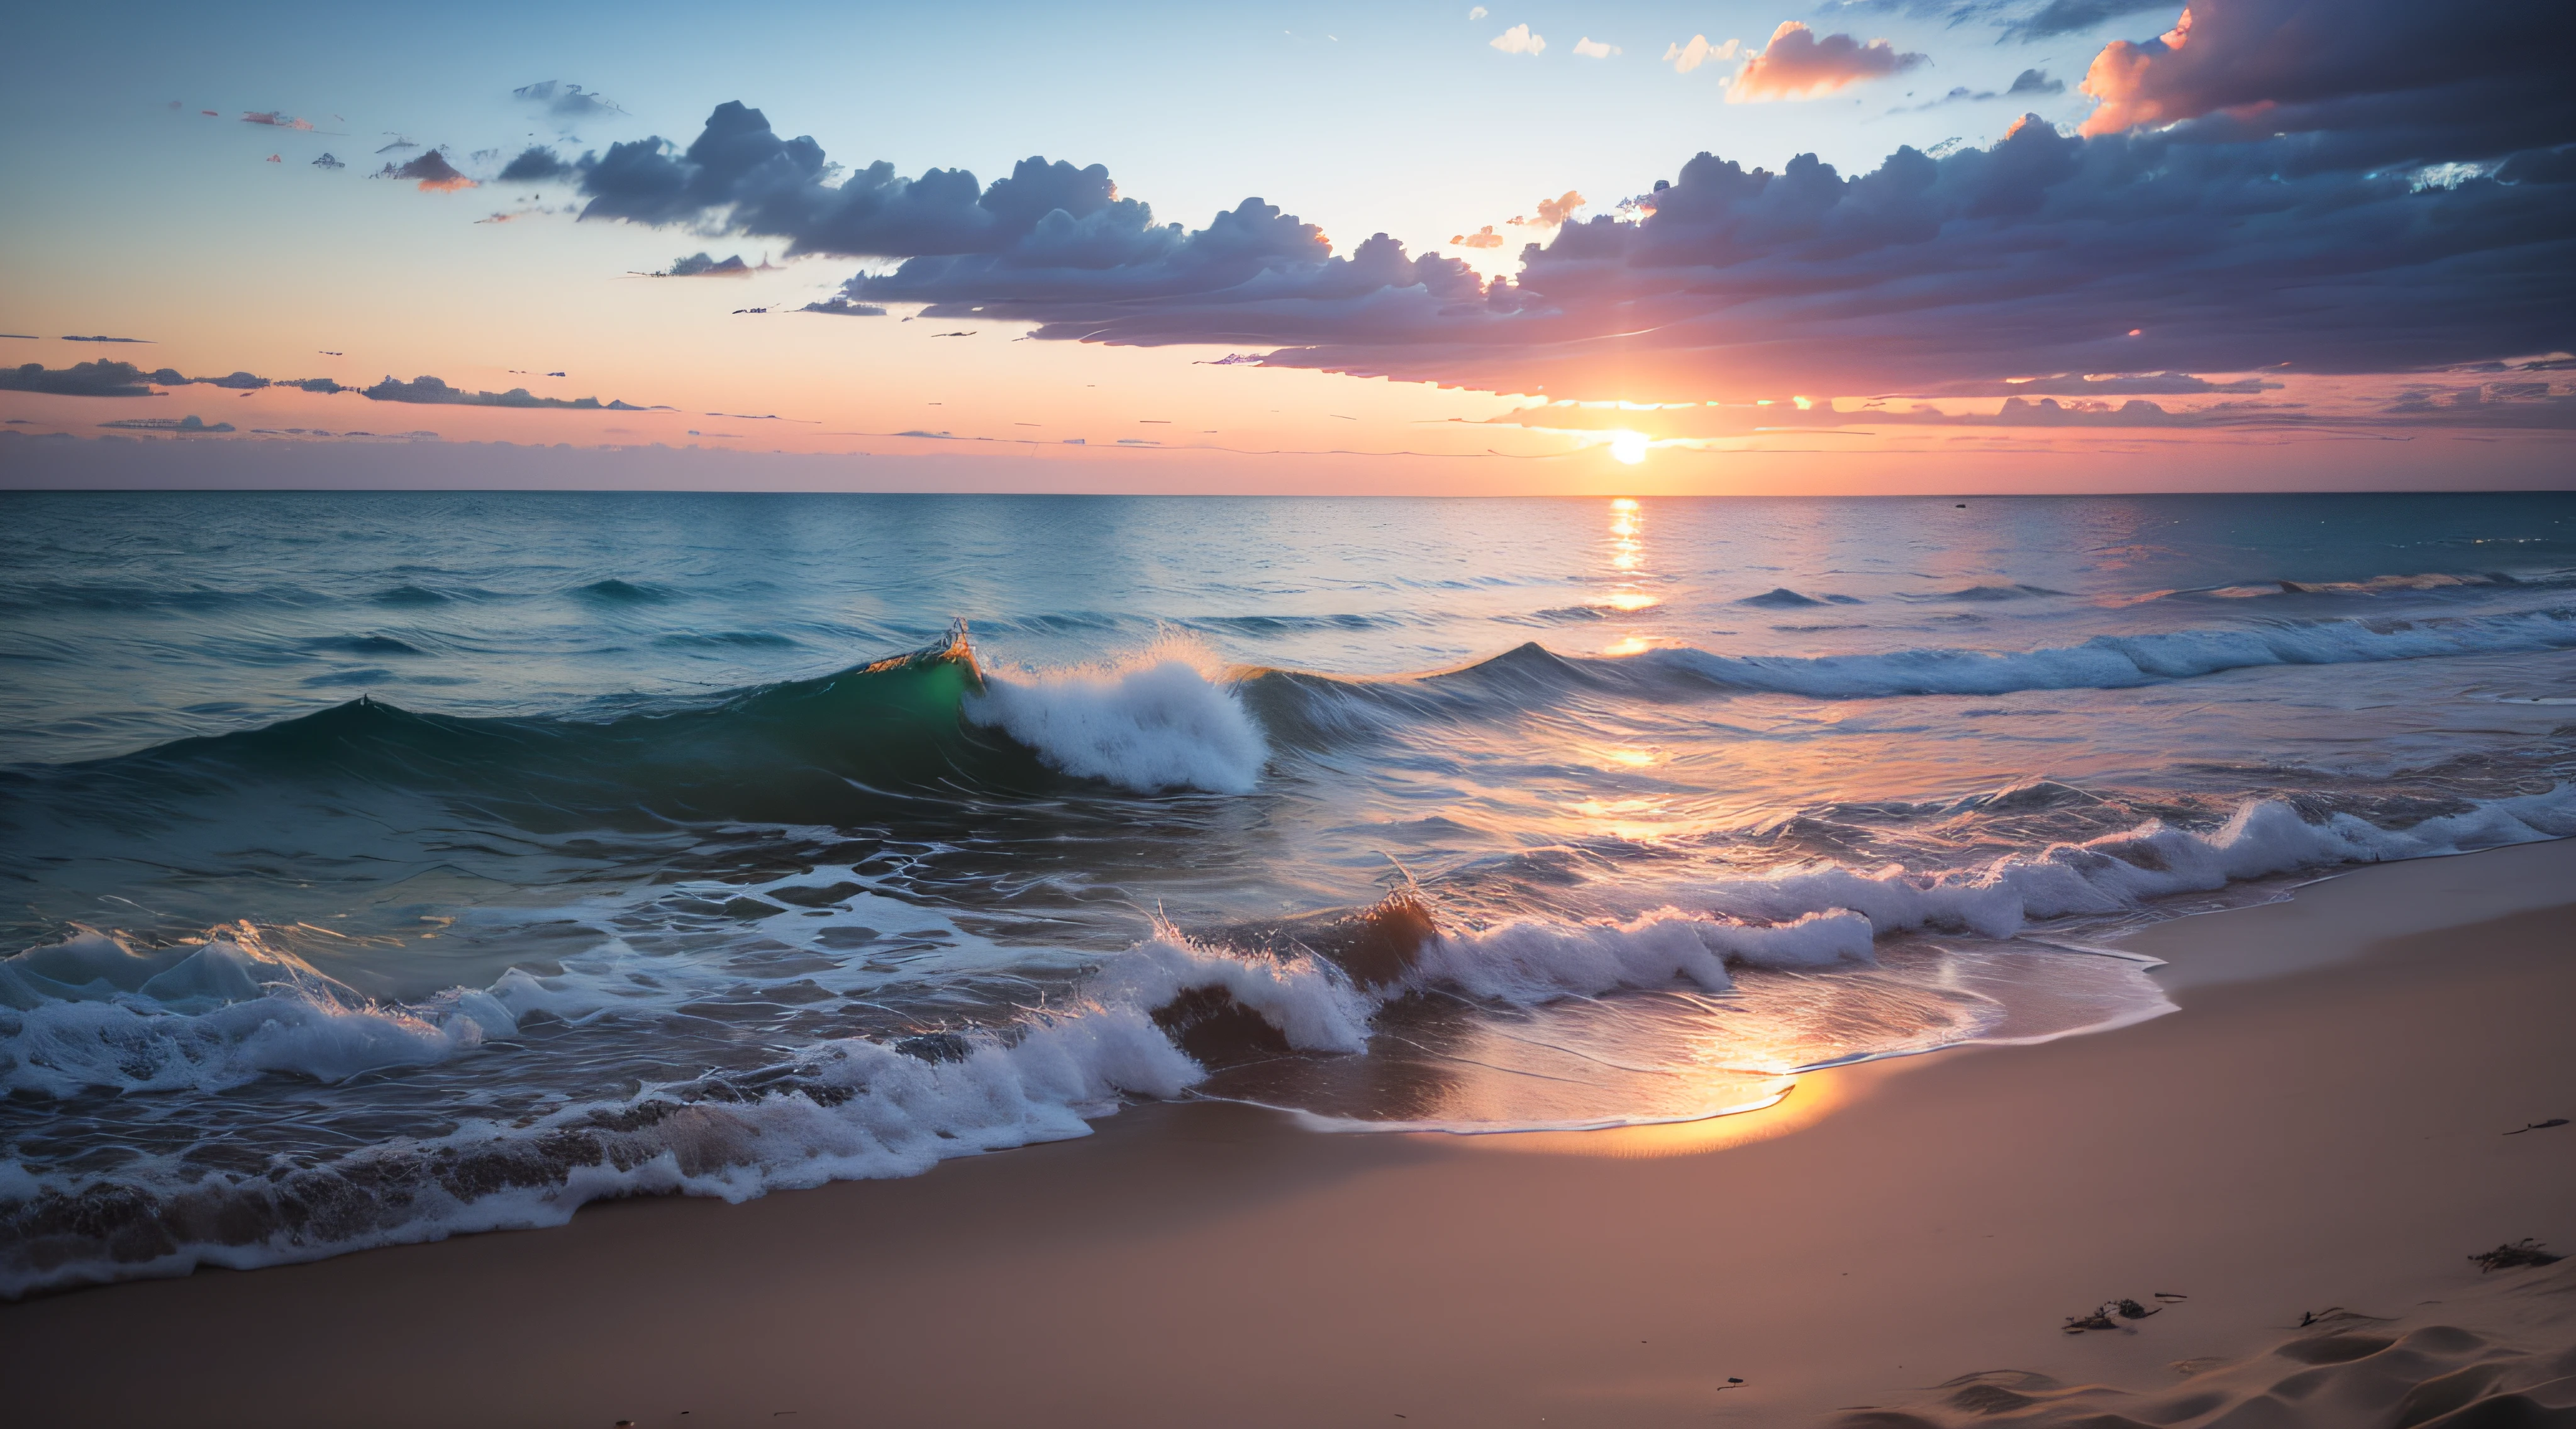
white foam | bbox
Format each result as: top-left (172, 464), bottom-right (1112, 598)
top-left (0, 923), bottom-right (510, 1097)
top-left (967, 645), bottom-right (1269, 794)
top-left (1655, 786), bottom-right (2576, 943)
top-left (1639, 604), bottom-right (2576, 699)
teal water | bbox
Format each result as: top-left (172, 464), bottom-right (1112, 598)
top-left (3, 491), bottom-right (2572, 1294)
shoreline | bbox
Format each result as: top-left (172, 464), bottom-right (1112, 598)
top-left (4, 838), bottom-right (2572, 1425)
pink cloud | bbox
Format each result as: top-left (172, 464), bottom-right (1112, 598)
top-left (1729, 22), bottom-right (1926, 103)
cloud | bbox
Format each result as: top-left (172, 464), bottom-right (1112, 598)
top-left (60, 335), bottom-right (151, 343)
top-left (2079, 0), bottom-right (2576, 140)
top-left (1572, 38), bottom-right (1621, 59)
top-left (362, 375), bottom-right (653, 409)
top-left (645, 252), bottom-right (765, 277)
top-left (98, 415), bottom-right (233, 433)
top-left (1730, 22), bottom-right (1928, 102)
top-left (1818, 0), bottom-right (2173, 44)
top-left (1526, 190), bottom-right (1585, 226)
top-left (800, 299), bottom-right (887, 316)
top-left (240, 111), bottom-right (313, 131)
top-left (312, 153), bottom-right (345, 170)
top-left (1490, 24), bottom-right (1545, 55)
top-left (1663, 35), bottom-right (1741, 74)
top-left (2, 360), bottom-right (164, 396)
top-left (540, 25), bottom-right (2574, 423)
top-left (1894, 69), bottom-right (2067, 110)
top-left (375, 150), bottom-right (475, 192)
top-left (1450, 225), bottom-right (1506, 248)
top-left (1468, 6), bottom-right (1486, 19)
top-left (514, 81), bottom-right (621, 118)
top-left (1997, 0), bottom-right (2177, 42)
top-left (497, 146), bottom-right (574, 183)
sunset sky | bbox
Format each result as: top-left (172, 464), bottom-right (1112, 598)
top-left (3, 0), bottom-right (2570, 493)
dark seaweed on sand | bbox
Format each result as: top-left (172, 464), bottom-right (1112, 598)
top-left (2469, 1239), bottom-right (2563, 1271)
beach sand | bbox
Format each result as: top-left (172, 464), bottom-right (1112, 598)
top-left (4, 838), bottom-right (2571, 1427)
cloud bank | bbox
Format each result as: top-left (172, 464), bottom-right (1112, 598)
top-left (524, 0), bottom-right (2572, 419)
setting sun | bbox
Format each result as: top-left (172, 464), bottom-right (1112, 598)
top-left (1608, 431), bottom-right (1650, 465)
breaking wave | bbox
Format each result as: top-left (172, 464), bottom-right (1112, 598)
top-left (6, 779), bottom-right (2570, 1296)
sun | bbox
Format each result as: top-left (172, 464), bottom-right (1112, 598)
top-left (1607, 430), bottom-right (1650, 465)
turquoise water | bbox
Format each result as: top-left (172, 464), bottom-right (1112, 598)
top-left (4, 491), bottom-right (2572, 1293)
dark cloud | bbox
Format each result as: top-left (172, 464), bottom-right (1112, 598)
top-left (1896, 69), bottom-right (2066, 110)
top-left (240, 111), bottom-right (312, 131)
top-left (1824, 0), bottom-right (2182, 43)
top-left (541, 3), bottom-right (2573, 414)
top-left (1999, 0), bottom-right (2175, 42)
top-left (1, 360), bottom-right (164, 397)
top-left (650, 252), bottom-right (758, 277)
top-left (362, 375), bottom-right (657, 410)
top-left (2079, 0), bottom-right (2576, 140)
top-left (312, 153), bottom-right (345, 170)
top-left (1938, 372), bottom-right (2277, 396)
top-left (374, 150), bottom-right (475, 192)
top-left (799, 299), bottom-right (886, 316)
top-left (98, 415), bottom-right (234, 432)
top-left (497, 146), bottom-right (574, 184)
top-left (514, 81), bottom-right (621, 118)
top-left (1, 361), bottom-right (356, 398)
top-left (61, 335), bottom-right (151, 343)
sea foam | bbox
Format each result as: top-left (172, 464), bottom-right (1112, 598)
top-left (967, 644), bottom-right (1269, 794)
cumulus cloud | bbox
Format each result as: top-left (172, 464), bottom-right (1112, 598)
top-left (312, 152), bottom-right (345, 170)
top-left (497, 146), bottom-right (574, 183)
top-left (1490, 24), bottom-right (1545, 55)
top-left (2079, 0), bottom-right (2576, 140)
top-left (1731, 22), bottom-right (1928, 102)
top-left (1572, 38), bottom-right (1620, 59)
top-left (1663, 35), bottom-right (1741, 74)
top-left (514, 81), bottom-right (621, 118)
top-left (800, 298), bottom-right (886, 316)
top-left (541, 3), bottom-right (2575, 423)
top-left (374, 150), bottom-right (475, 192)
top-left (1526, 190), bottom-right (1585, 226)
top-left (1451, 225), bottom-right (1505, 248)
top-left (1468, 6), bottom-right (1486, 18)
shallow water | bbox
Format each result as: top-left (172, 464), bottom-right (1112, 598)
top-left (3, 490), bottom-right (2572, 1294)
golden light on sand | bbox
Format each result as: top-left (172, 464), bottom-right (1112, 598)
top-left (1608, 430), bottom-right (1650, 464)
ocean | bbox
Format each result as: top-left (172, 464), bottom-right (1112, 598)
top-left (3, 489), bottom-right (2572, 1296)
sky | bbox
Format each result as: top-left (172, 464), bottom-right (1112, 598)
top-left (1, 0), bottom-right (2570, 494)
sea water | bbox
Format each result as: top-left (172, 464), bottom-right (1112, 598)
top-left (3, 490), bottom-right (2571, 1294)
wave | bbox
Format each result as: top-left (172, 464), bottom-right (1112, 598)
top-left (1635, 604), bottom-right (2576, 700)
top-left (25, 628), bottom-right (1271, 830)
top-left (4, 783), bottom-right (2569, 1295)
top-left (967, 643), bottom-right (1269, 795)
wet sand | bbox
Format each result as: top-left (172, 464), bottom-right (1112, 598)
top-left (4, 838), bottom-right (2572, 1427)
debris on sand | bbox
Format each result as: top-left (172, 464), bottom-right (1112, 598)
top-left (2504, 1118), bottom-right (2568, 1135)
top-left (2470, 1240), bottom-right (2563, 1272)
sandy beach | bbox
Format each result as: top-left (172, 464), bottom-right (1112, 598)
top-left (5, 837), bottom-right (2572, 1428)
